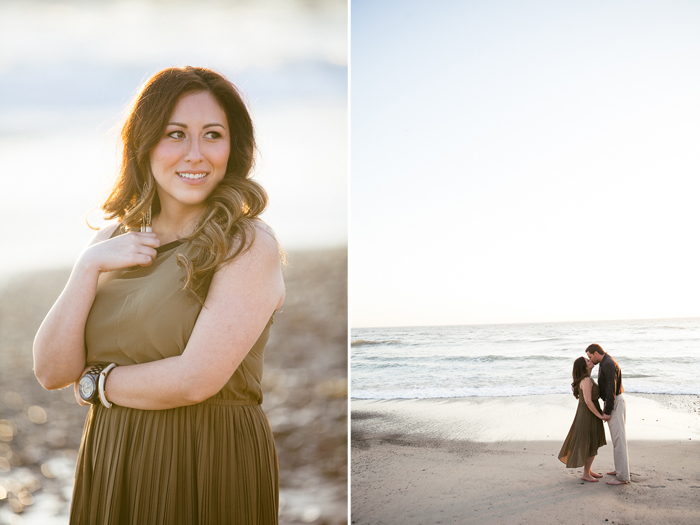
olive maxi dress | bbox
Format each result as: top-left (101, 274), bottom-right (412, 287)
top-left (70, 238), bottom-right (279, 524)
top-left (558, 378), bottom-right (607, 468)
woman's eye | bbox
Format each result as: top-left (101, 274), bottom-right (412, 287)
top-left (168, 130), bottom-right (185, 139)
top-left (204, 131), bottom-right (222, 139)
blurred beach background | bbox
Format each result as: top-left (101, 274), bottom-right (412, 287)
top-left (0, 0), bottom-right (347, 524)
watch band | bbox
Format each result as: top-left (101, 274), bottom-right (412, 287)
top-left (98, 363), bottom-right (118, 408)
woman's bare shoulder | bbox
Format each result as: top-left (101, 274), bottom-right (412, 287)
top-left (232, 220), bottom-right (283, 263)
top-left (252, 219), bottom-right (278, 244)
top-left (212, 221), bottom-right (282, 275)
top-left (207, 220), bottom-right (285, 307)
top-left (88, 222), bottom-right (122, 246)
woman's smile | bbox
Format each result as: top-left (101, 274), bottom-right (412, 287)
top-left (176, 170), bottom-right (210, 183)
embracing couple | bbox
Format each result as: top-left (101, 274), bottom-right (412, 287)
top-left (558, 344), bottom-right (630, 485)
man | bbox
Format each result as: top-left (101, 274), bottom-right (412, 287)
top-left (586, 343), bottom-right (629, 485)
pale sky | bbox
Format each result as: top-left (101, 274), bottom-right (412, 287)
top-left (351, 0), bottom-right (700, 327)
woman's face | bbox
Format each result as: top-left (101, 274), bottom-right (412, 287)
top-left (585, 357), bottom-right (594, 373)
top-left (149, 91), bottom-right (230, 214)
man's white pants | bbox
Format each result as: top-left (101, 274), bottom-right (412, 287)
top-left (608, 394), bottom-right (630, 482)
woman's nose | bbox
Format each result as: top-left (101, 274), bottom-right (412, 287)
top-left (185, 138), bottom-right (204, 164)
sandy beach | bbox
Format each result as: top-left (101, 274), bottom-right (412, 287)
top-left (352, 395), bottom-right (700, 524)
top-left (0, 247), bottom-right (347, 525)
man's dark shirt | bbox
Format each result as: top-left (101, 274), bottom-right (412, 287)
top-left (597, 353), bottom-right (623, 416)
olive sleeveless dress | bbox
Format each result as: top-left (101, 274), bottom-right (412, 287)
top-left (558, 378), bottom-right (607, 468)
top-left (70, 239), bottom-right (279, 524)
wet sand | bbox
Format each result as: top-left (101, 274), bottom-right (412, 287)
top-left (0, 247), bottom-right (347, 525)
top-left (352, 395), bottom-right (700, 524)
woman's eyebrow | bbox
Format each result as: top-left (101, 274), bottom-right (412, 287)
top-left (166, 122), bottom-right (226, 129)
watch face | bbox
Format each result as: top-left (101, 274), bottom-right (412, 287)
top-left (79, 376), bottom-right (95, 400)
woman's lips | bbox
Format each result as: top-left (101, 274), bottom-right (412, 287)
top-left (177, 172), bottom-right (209, 184)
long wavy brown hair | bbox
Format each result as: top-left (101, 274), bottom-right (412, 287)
top-left (102, 66), bottom-right (268, 303)
top-left (571, 357), bottom-right (590, 399)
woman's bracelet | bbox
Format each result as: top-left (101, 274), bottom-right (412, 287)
top-left (98, 363), bottom-right (118, 408)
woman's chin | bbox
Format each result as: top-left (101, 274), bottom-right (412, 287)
top-left (160, 190), bottom-right (215, 212)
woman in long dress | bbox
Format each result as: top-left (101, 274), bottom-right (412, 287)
top-left (558, 356), bottom-right (607, 482)
top-left (33, 66), bottom-right (285, 524)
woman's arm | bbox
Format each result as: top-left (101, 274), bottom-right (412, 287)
top-left (581, 377), bottom-right (604, 419)
top-left (33, 224), bottom-right (160, 390)
top-left (101, 225), bottom-right (285, 410)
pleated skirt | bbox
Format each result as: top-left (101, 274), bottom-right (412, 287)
top-left (558, 400), bottom-right (606, 468)
top-left (70, 399), bottom-right (278, 525)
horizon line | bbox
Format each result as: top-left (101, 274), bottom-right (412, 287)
top-left (351, 315), bottom-right (700, 331)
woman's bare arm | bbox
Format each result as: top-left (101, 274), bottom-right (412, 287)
top-left (33, 224), bottom-right (160, 390)
top-left (581, 377), bottom-right (604, 419)
top-left (100, 226), bottom-right (285, 410)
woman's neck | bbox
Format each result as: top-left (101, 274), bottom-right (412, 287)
top-left (152, 206), bottom-right (203, 244)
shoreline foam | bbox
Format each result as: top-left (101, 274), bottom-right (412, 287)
top-left (352, 394), bottom-right (700, 442)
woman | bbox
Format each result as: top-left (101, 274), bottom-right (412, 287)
top-left (558, 356), bottom-right (607, 482)
top-left (33, 67), bottom-right (285, 524)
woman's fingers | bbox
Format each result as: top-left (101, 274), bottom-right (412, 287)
top-left (131, 232), bottom-right (161, 248)
top-left (129, 233), bottom-right (160, 265)
top-left (83, 231), bottom-right (167, 271)
top-left (137, 253), bottom-right (157, 267)
top-left (138, 246), bottom-right (159, 258)
top-left (134, 239), bottom-right (159, 267)
top-left (81, 229), bottom-right (184, 272)
top-left (114, 236), bottom-right (158, 268)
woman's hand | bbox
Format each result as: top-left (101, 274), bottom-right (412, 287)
top-left (79, 232), bottom-right (161, 273)
top-left (581, 377), bottom-right (605, 419)
top-left (73, 366), bottom-right (92, 406)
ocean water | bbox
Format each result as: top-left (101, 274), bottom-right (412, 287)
top-left (351, 317), bottom-right (700, 399)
